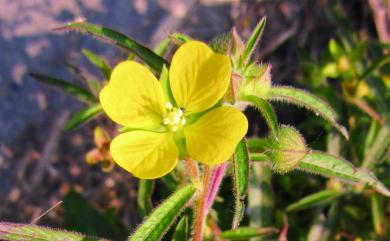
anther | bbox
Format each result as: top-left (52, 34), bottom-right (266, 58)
top-left (178, 109), bottom-right (183, 116)
top-left (172, 126), bottom-right (178, 132)
top-left (165, 102), bottom-right (173, 110)
top-left (181, 119), bottom-right (186, 125)
top-left (173, 115), bottom-right (180, 124)
top-left (163, 118), bottom-right (170, 125)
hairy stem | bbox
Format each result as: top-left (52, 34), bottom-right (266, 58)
top-left (184, 157), bottom-right (200, 185)
top-left (193, 166), bottom-right (214, 241)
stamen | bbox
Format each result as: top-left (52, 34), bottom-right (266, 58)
top-left (181, 118), bottom-right (186, 125)
top-left (163, 118), bottom-right (170, 125)
top-left (178, 109), bottom-right (183, 116)
top-left (173, 115), bottom-right (180, 124)
top-left (172, 126), bottom-right (178, 132)
top-left (165, 102), bottom-right (173, 110)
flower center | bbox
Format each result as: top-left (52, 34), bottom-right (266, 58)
top-left (163, 102), bottom-right (186, 132)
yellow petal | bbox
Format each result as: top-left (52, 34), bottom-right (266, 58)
top-left (184, 106), bottom-right (248, 165)
top-left (100, 61), bottom-right (166, 128)
top-left (110, 131), bottom-right (178, 179)
top-left (169, 41), bottom-right (231, 114)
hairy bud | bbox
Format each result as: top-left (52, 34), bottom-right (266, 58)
top-left (268, 125), bottom-right (308, 173)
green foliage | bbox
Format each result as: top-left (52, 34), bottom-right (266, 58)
top-left (55, 22), bottom-right (169, 72)
top-left (239, 17), bottom-right (266, 67)
top-left (298, 151), bottom-right (390, 197)
top-left (137, 180), bottom-right (154, 218)
top-left (82, 49), bottom-right (111, 80)
top-left (243, 95), bottom-right (278, 139)
top-left (30, 73), bottom-right (98, 103)
top-left (220, 226), bottom-right (278, 240)
top-left (285, 190), bottom-right (343, 212)
top-left (267, 86), bottom-right (348, 139)
top-left (129, 185), bottom-right (196, 241)
top-left (14, 6), bottom-right (390, 241)
top-left (172, 216), bottom-right (190, 241)
top-left (63, 191), bottom-right (128, 241)
top-left (64, 104), bottom-right (103, 131)
top-left (232, 139), bottom-right (250, 229)
top-left (0, 222), bottom-right (109, 241)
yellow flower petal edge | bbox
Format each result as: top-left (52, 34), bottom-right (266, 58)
top-left (110, 131), bottom-right (179, 179)
top-left (169, 41), bottom-right (231, 114)
top-left (100, 61), bottom-right (166, 128)
top-left (184, 106), bottom-right (248, 165)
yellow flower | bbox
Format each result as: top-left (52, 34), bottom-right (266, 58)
top-left (100, 41), bottom-right (248, 179)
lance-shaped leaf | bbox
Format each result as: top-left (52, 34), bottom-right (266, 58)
top-left (239, 17), bottom-right (267, 67)
top-left (298, 151), bottom-right (390, 197)
top-left (30, 73), bottom-right (98, 103)
top-left (285, 189), bottom-right (343, 212)
top-left (232, 138), bottom-right (250, 229)
top-left (0, 222), bottom-right (109, 241)
top-left (82, 49), bottom-right (111, 80)
top-left (172, 216), bottom-right (189, 241)
top-left (129, 184), bottom-right (197, 241)
top-left (267, 86), bottom-right (348, 139)
top-left (371, 194), bottom-right (387, 237)
top-left (55, 22), bottom-right (169, 72)
top-left (65, 104), bottom-right (103, 131)
top-left (243, 95), bottom-right (278, 139)
top-left (220, 227), bottom-right (278, 240)
top-left (137, 179), bottom-right (154, 218)
top-left (358, 53), bottom-right (390, 81)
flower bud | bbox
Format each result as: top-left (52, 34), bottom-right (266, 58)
top-left (268, 125), bottom-right (308, 173)
top-left (238, 63), bottom-right (271, 99)
top-left (94, 126), bottom-right (110, 149)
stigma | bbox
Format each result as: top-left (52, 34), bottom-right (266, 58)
top-left (163, 102), bottom-right (186, 132)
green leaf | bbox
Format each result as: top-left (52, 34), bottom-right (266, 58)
top-left (243, 95), bottom-right (278, 140)
top-left (129, 185), bottom-right (197, 241)
top-left (82, 49), bottom-right (111, 80)
top-left (65, 104), bottom-right (103, 131)
top-left (55, 22), bottom-right (169, 72)
top-left (0, 222), bottom-right (109, 241)
top-left (172, 216), bottom-right (189, 241)
top-left (153, 38), bottom-right (171, 57)
top-left (232, 138), bottom-right (250, 229)
top-left (137, 180), bottom-right (154, 218)
top-left (371, 194), bottom-right (387, 237)
top-left (285, 189), bottom-right (343, 212)
top-left (63, 190), bottom-right (128, 241)
top-left (267, 86), bottom-right (348, 139)
top-left (358, 53), bottom-right (390, 81)
top-left (30, 73), bottom-right (98, 103)
top-left (328, 39), bottom-right (343, 59)
top-left (362, 124), bottom-right (390, 169)
top-left (239, 17), bottom-right (266, 67)
top-left (298, 151), bottom-right (390, 197)
top-left (220, 227), bottom-right (278, 240)
top-left (249, 163), bottom-right (274, 228)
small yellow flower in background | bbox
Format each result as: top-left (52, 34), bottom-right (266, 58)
top-left (100, 41), bottom-right (248, 179)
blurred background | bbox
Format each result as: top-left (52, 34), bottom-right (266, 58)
top-left (0, 0), bottom-right (389, 240)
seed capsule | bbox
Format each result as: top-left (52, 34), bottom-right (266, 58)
top-left (268, 125), bottom-right (308, 173)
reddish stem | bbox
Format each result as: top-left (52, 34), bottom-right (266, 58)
top-left (205, 163), bottom-right (227, 212)
top-left (193, 166), bottom-right (213, 241)
top-left (193, 163), bottom-right (227, 241)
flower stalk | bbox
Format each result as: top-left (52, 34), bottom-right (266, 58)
top-left (193, 163), bottom-right (227, 241)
